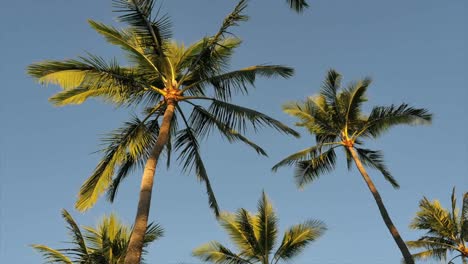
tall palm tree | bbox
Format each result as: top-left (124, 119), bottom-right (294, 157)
top-left (406, 188), bottom-right (468, 263)
top-left (272, 69), bottom-right (432, 264)
top-left (27, 1), bottom-right (298, 263)
top-left (32, 209), bottom-right (163, 264)
top-left (193, 191), bottom-right (326, 264)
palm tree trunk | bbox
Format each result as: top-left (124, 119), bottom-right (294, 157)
top-left (124, 102), bottom-right (176, 264)
top-left (348, 147), bottom-right (414, 264)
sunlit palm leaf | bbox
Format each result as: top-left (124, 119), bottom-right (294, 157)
top-left (294, 147), bottom-right (337, 188)
top-left (274, 220), bottom-right (326, 261)
top-left (256, 192), bottom-right (278, 257)
top-left (193, 241), bottom-right (250, 264)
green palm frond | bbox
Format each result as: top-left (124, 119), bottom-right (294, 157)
top-left (410, 198), bottom-right (458, 240)
top-left (359, 103), bottom-right (432, 139)
top-left (33, 210), bottom-right (162, 264)
top-left (174, 119), bottom-right (220, 217)
top-left (461, 192), bottom-right (468, 241)
top-left (31, 245), bottom-right (73, 264)
top-left (272, 146), bottom-right (321, 172)
top-left (195, 192), bottom-right (325, 264)
top-left (186, 65), bottom-right (293, 101)
top-left (193, 241), bottom-right (250, 264)
top-left (179, 0), bottom-right (248, 85)
top-left (343, 78), bottom-right (370, 127)
top-left (202, 99), bottom-right (298, 136)
top-left (188, 105), bottom-right (267, 156)
top-left (286, 0), bottom-right (309, 13)
top-left (408, 248), bottom-right (448, 262)
top-left (112, 0), bottom-right (171, 57)
top-left (218, 212), bottom-right (259, 259)
top-left (61, 209), bottom-right (89, 258)
top-left (354, 148), bottom-right (400, 189)
top-left (294, 147), bottom-right (337, 188)
top-left (256, 192), bottom-right (278, 257)
top-left (76, 115), bottom-right (159, 211)
top-left (273, 219), bottom-right (326, 261)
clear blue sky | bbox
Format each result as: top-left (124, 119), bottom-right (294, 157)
top-left (1, 0), bottom-right (467, 263)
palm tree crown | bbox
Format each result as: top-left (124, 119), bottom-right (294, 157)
top-left (272, 69), bottom-right (432, 264)
top-left (193, 191), bottom-right (326, 264)
top-left (273, 69), bottom-right (431, 188)
top-left (28, 1), bottom-right (298, 262)
top-left (32, 209), bottom-right (163, 264)
top-left (407, 188), bottom-right (468, 263)
top-left (28, 0), bottom-right (297, 214)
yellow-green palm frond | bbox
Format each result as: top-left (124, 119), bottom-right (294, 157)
top-left (33, 209), bottom-right (163, 264)
top-left (461, 192), bottom-right (468, 241)
top-left (193, 241), bottom-right (251, 264)
top-left (410, 198), bottom-right (458, 240)
top-left (273, 219), bottom-right (326, 261)
top-left (194, 192), bottom-right (326, 264)
top-left (76, 115), bottom-right (161, 211)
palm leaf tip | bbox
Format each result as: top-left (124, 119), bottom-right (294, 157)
top-left (287, 0), bottom-right (309, 13)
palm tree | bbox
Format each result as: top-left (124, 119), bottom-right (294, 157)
top-left (32, 209), bottom-right (163, 264)
top-left (272, 69), bottom-right (432, 264)
top-left (27, 1), bottom-right (298, 263)
top-left (193, 191), bottom-right (326, 264)
top-left (406, 188), bottom-right (468, 263)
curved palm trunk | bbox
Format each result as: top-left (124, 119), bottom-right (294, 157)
top-left (348, 147), bottom-right (414, 264)
top-left (124, 102), bottom-right (176, 264)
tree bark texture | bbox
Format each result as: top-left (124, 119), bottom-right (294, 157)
top-left (124, 103), bottom-right (176, 264)
top-left (348, 147), bottom-right (414, 264)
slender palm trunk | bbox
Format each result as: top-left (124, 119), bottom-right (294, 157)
top-left (348, 147), bottom-right (414, 264)
top-left (124, 102), bottom-right (176, 264)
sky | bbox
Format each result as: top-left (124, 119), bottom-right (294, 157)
top-left (1, 0), bottom-right (467, 263)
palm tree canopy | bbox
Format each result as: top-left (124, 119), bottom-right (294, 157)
top-left (27, 0), bottom-right (298, 214)
top-left (193, 191), bottom-right (326, 264)
top-left (32, 209), bottom-right (163, 264)
top-left (406, 188), bottom-right (468, 263)
top-left (272, 69), bottom-right (432, 189)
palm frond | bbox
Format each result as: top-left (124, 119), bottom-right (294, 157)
top-left (61, 209), bottom-right (89, 257)
top-left (187, 65), bottom-right (293, 101)
top-left (410, 197), bottom-right (458, 240)
top-left (274, 219), bottom-right (326, 261)
top-left (193, 241), bottom-right (250, 264)
top-left (76, 115), bottom-right (158, 211)
top-left (461, 192), bottom-right (468, 241)
top-left (272, 146), bottom-right (323, 172)
top-left (176, 109), bottom-right (220, 217)
top-left (286, 0), bottom-right (309, 13)
top-left (294, 147), bottom-right (337, 189)
top-left (344, 78), bottom-right (370, 128)
top-left (218, 212), bottom-right (259, 259)
top-left (88, 20), bottom-right (163, 75)
top-left (354, 148), bottom-right (400, 189)
top-left (113, 0), bottom-right (171, 58)
top-left (179, 0), bottom-right (248, 84)
top-left (203, 99), bottom-right (298, 136)
top-left (256, 192), bottom-right (278, 257)
top-left (359, 103), bottom-right (432, 138)
top-left (188, 105), bottom-right (268, 156)
top-left (320, 69), bottom-right (341, 114)
top-left (31, 245), bottom-right (74, 264)
top-left (408, 248), bottom-right (448, 262)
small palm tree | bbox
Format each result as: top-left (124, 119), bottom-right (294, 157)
top-left (32, 209), bottom-right (163, 264)
top-left (272, 69), bottom-right (432, 264)
top-left (406, 188), bottom-right (468, 263)
top-left (27, 1), bottom-right (298, 262)
top-left (193, 191), bottom-right (326, 264)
